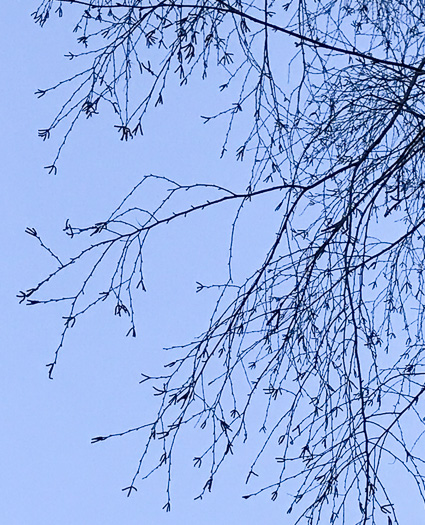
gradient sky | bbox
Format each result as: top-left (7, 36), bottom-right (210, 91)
top-left (2, 2), bottom-right (423, 524)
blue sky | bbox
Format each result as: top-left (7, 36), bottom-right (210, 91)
top-left (2, 4), bottom-right (283, 524)
top-left (2, 2), bottom-right (424, 524)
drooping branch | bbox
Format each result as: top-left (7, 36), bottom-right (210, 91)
top-left (23, 0), bottom-right (425, 523)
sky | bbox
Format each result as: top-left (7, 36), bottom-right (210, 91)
top-left (1, 2), bottom-right (424, 524)
top-left (2, 3), bottom-right (282, 524)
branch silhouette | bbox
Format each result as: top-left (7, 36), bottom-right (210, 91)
top-left (24, 1), bottom-right (425, 523)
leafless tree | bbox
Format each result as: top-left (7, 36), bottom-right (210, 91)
top-left (21, 0), bottom-right (425, 523)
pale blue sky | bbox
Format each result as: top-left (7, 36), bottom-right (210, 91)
top-left (1, 4), bottom-right (282, 524)
top-left (1, 2), bottom-right (424, 524)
